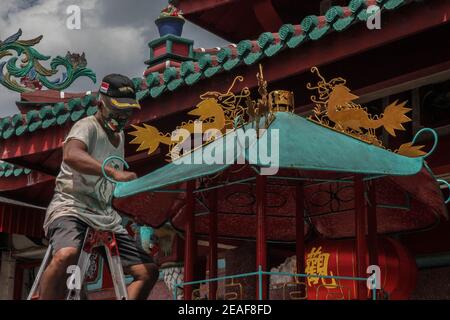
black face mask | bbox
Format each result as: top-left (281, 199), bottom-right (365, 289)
top-left (102, 104), bottom-right (129, 133)
top-left (104, 114), bottom-right (128, 132)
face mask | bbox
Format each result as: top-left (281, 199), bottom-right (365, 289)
top-left (101, 103), bottom-right (129, 133)
top-left (104, 114), bottom-right (128, 132)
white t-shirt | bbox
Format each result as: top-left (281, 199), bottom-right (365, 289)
top-left (43, 116), bottom-right (127, 235)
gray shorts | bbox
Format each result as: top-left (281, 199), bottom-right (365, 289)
top-left (47, 216), bottom-right (153, 267)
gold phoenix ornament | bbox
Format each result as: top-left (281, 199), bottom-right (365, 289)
top-left (129, 76), bottom-right (249, 160)
top-left (307, 67), bottom-right (426, 157)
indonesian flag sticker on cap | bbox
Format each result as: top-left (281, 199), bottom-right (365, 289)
top-left (100, 82), bottom-right (110, 94)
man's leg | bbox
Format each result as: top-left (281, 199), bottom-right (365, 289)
top-left (38, 217), bottom-right (87, 300)
top-left (39, 247), bottom-right (79, 300)
top-left (116, 232), bottom-right (159, 300)
top-left (123, 263), bottom-right (159, 300)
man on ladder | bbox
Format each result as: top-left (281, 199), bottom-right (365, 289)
top-left (37, 74), bottom-right (159, 300)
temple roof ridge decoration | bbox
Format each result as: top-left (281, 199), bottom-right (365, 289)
top-left (133, 0), bottom-right (416, 100)
top-left (0, 29), bottom-right (96, 93)
top-left (0, 161), bottom-right (31, 178)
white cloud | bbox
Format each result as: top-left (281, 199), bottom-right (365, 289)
top-left (0, 0), bottom-right (228, 117)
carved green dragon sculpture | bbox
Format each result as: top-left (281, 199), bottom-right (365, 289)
top-left (0, 29), bottom-right (96, 93)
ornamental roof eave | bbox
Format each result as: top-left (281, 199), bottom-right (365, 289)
top-left (112, 112), bottom-right (426, 199)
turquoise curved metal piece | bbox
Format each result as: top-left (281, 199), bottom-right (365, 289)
top-left (412, 127), bottom-right (438, 159)
top-left (0, 29), bottom-right (96, 93)
top-left (102, 156), bottom-right (129, 184)
top-left (437, 179), bottom-right (450, 204)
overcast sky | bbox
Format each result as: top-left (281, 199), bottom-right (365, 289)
top-left (0, 0), bottom-right (228, 117)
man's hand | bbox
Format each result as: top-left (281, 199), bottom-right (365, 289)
top-left (110, 169), bottom-right (137, 182)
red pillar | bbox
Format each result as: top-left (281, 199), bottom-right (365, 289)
top-left (256, 175), bottom-right (268, 300)
top-left (296, 184), bottom-right (305, 286)
top-left (183, 180), bottom-right (196, 300)
top-left (354, 175), bottom-right (367, 300)
top-left (208, 189), bottom-right (218, 300)
top-left (367, 183), bottom-right (378, 267)
top-left (367, 182), bottom-right (379, 298)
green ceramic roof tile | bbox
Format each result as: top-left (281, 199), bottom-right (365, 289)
top-left (185, 63), bottom-right (203, 85)
top-left (82, 94), bottom-right (96, 107)
top-left (42, 117), bottom-right (56, 129)
top-left (199, 54), bottom-right (222, 78)
top-left (146, 72), bottom-right (162, 87)
top-left (4, 166), bottom-right (14, 177)
top-left (198, 54), bottom-right (213, 70)
top-left (132, 77), bottom-right (143, 91)
top-left (280, 24), bottom-right (307, 49)
top-left (222, 56), bottom-right (242, 71)
top-left (39, 105), bottom-right (54, 119)
top-left (182, 60), bottom-right (206, 82)
top-left (216, 47), bottom-right (233, 63)
top-left (67, 98), bottom-right (82, 110)
top-left (15, 113), bottom-right (30, 135)
top-left (164, 67), bottom-right (185, 91)
top-left (0, 161), bottom-right (33, 179)
top-left (39, 106), bottom-right (56, 129)
top-left (27, 110), bottom-right (43, 133)
top-left (333, 15), bottom-right (355, 31)
top-left (163, 67), bottom-right (183, 91)
top-left (237, 40), bottom-right (264, 65)
top-left (56, 112), bottom-right (71, 125)
top-left (167, 78), bottom-right (184, 91)
top-left (3, 114), bottom-right (23, 139)
top-left (0, 93), bottom-right (101, 139)
top-left (308, 16), bottom-right (330, 40)
top-left (163, 67), bottom-right (178, 83)
top-left (258, 32), bottom-right (283, 57)
top-left (13, 168), bottom-right (23, 177)
top-left (0, 118), bottom-right (8, 131)
top-left (150, 85), bottom-right (167, 98)
top-left (383, 0), bottom-right (405, 10)
top-left (52, 102), bottom-right (66, 116)
top-left (349, 0), bottom-right (367, 13)
top-left (87, 105), bottom-right (98, 116)
top-left (71, 108), bottom-right (86, 122)
top-left (180, 61), bottom-right (194, 74)
top-left (136, 90), bottom-right (150, 101)
top-left (300, 15), bottom-right (316, 34)
top-left (204, 65), bottom-right (222, 78)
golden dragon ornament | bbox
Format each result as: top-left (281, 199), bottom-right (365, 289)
top-left (128, 76), bottom-right (249, 161)
top-left (307, 67), bottom-right (426, 157)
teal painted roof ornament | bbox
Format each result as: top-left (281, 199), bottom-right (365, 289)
top-left (0, 29), bottom-right (96, 93)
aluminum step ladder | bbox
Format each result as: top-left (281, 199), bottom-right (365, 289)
top-left (27, 227), bottom-right (128, 300)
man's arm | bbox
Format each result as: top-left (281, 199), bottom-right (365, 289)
top-left (63, 139), bottom-right (137, 182)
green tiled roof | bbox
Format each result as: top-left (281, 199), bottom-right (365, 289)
top-left (0, 161), bottom-right (32, 178)
top-left (0, 94), bottom-right (98, 140)
top-left (134, 0), bottom-right (413, 100)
